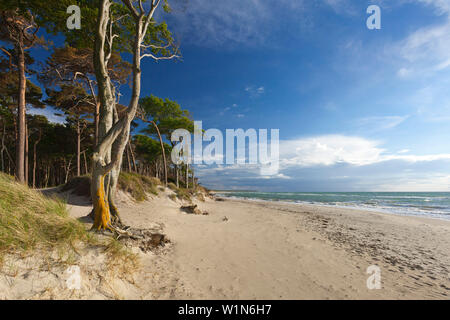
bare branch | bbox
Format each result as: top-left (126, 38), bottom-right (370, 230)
top-left (52, 69), bottom-right (98, 108)
top-left (122, 0), bottom-right (140, 19)
top-left (106, 12), bottom-right (127, 66)
top-left (113, 14), bottom-right (129, 23)
top-left (23, 14), bottom-right (39, 50)
top-left (0, 47), bottom-right (17, 69)
top-left (140, 41), bottom-right (172, 50)
top-left (138, 0), bottom-right (145, 14)
top-left (140, 0), bottom-right (161, 42)
top-left (105, 13), bottom-right (115, 65)
top-left (141, 52), bottom-right (180, 61)
top-left (73, 71), bottom-right (87, 81)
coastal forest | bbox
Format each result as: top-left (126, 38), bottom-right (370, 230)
top-left (0, 1), bottom-right (196, 231)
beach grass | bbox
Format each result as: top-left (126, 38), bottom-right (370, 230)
top-left (0, 172), bottom-right (95, 265)
top-left (118, 172), bottom-right (160, 201)
top-left (0, 172), bottom-right (138, 272)
top-left (167, 182), bottom-right (192, 202)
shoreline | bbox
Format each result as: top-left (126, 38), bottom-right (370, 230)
top-left (116, 195), bottom-right (450, 299)
top-left (214, 194), bottom-right (450, 222)
top-left (218, 196), bottom-right (450, 227)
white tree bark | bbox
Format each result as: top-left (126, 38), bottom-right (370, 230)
top-left (91, 0), bottom-right (176, 230)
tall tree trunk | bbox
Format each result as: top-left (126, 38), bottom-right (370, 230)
top-left (64, 158), bottom-right (72, 183)
top-left (186, 163), bottom-right (189, 189)
top-left (84, 77), bottom-right (99, 148)
top-left (1, 122), bottom-right (5, 172)
top-left (107, 129), bottom-right (129, 224)
top-left (32, 130), bottom-right (41, 188)
top-left (91, 0), bottom-right (135, 230)
top-left (91, 0), bottom-right (115, 230)
top-left (128, 140), bottom-right (137, 172)
top-left (25, 122), bottom-right (29, 185)
top-left (76, 120), bottom-right (81, 176)
top-left (15, 39), bottom-right (26, 183)
top-left (44, 164), bottom-right (49, 188)
top-left (95, 101), bottom-right (100, 146)
top-left (151, 120), bottom-right (168, 186)
top-left (83, 150), bottom-right (88, 175)
top-left (126, 143), bottom-right (132, 172)
top-left (91, 0), bottom-right (166, 230)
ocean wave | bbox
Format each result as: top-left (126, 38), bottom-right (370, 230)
top-left (219, 192), bottom-right (450, 221)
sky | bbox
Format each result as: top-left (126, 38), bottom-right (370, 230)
top-left (30, 0), bottom-right (450, 192)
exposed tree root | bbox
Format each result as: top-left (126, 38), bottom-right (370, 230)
top-left (89, 175), bottom-right (167, 252)
top-left (108, 200), bottom-right (123, 226)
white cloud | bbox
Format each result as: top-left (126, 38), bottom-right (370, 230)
top-left (383, 153), bottom-right (450, 163)
top-left (322, 0), bottom-right (356, 15)
top-left (416, 0), bottom-right (450, 14)
top-left (375, 174), bottom-right (450, 192)
top-left (356, 115), bottom-right (409, 131)
top-left (195, 134), bottom-right (450, 191)
top-left (193, 153), bottom-right (224, 164)
top-left (379, 0), bottom-right (450, 15)
top-left (274, 173), bottom-right (291, 179)
top-left (280, 135), bottom-right (385, 167)
top-left (165, 0), bottom-right (287, 47)
top-left (397, 68), bottom-right (412, 77)
top-left (245, 85), bottom-right (265, 98)
top-left (392, 6), bottom-right (450, 76)
top-left (412, 83), bottom-right (450, 122)
top-left (198, 135), bottom-right (450, 180)
top-left (279, 135), bottom-right (450, 168)
top-left (164, 0), bottom-right (355, 47)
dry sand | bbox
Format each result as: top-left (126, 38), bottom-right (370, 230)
top-left (2, 190), bottom-right (450, 299)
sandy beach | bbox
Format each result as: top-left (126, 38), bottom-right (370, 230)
top-left (70, 193), bottom-right (450, 299)
top-left (2, 190), bottom-right (450, 300)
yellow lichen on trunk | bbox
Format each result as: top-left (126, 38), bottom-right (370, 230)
top-left (92, 174), bottom-right (112, 231)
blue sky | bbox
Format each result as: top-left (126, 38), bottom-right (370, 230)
top-left (31, 0), bottom-right (450, 191)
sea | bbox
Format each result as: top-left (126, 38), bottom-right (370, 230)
top-left (216, 191), bottom-right (450, 220)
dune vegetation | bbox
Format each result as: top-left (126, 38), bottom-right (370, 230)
top-left (0, 172), bottom-right (92, 263)
top-left (62, 172), bottom-right (163, 202)
top-left (118, 172), bottom-right (160, 201)
top-left (0, 172), bottom-right (136, 268)
top-left (0, 0), bottom-right (212, 246)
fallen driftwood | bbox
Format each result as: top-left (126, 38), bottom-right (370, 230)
top-left (94, 222), bottom-right (168, 253)
top-left (82, 211), bottom-right (168, 253)
top-left (118, 227), bottom-right (169, 252)
top-left (180, 204), bottom-right (209, 215)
